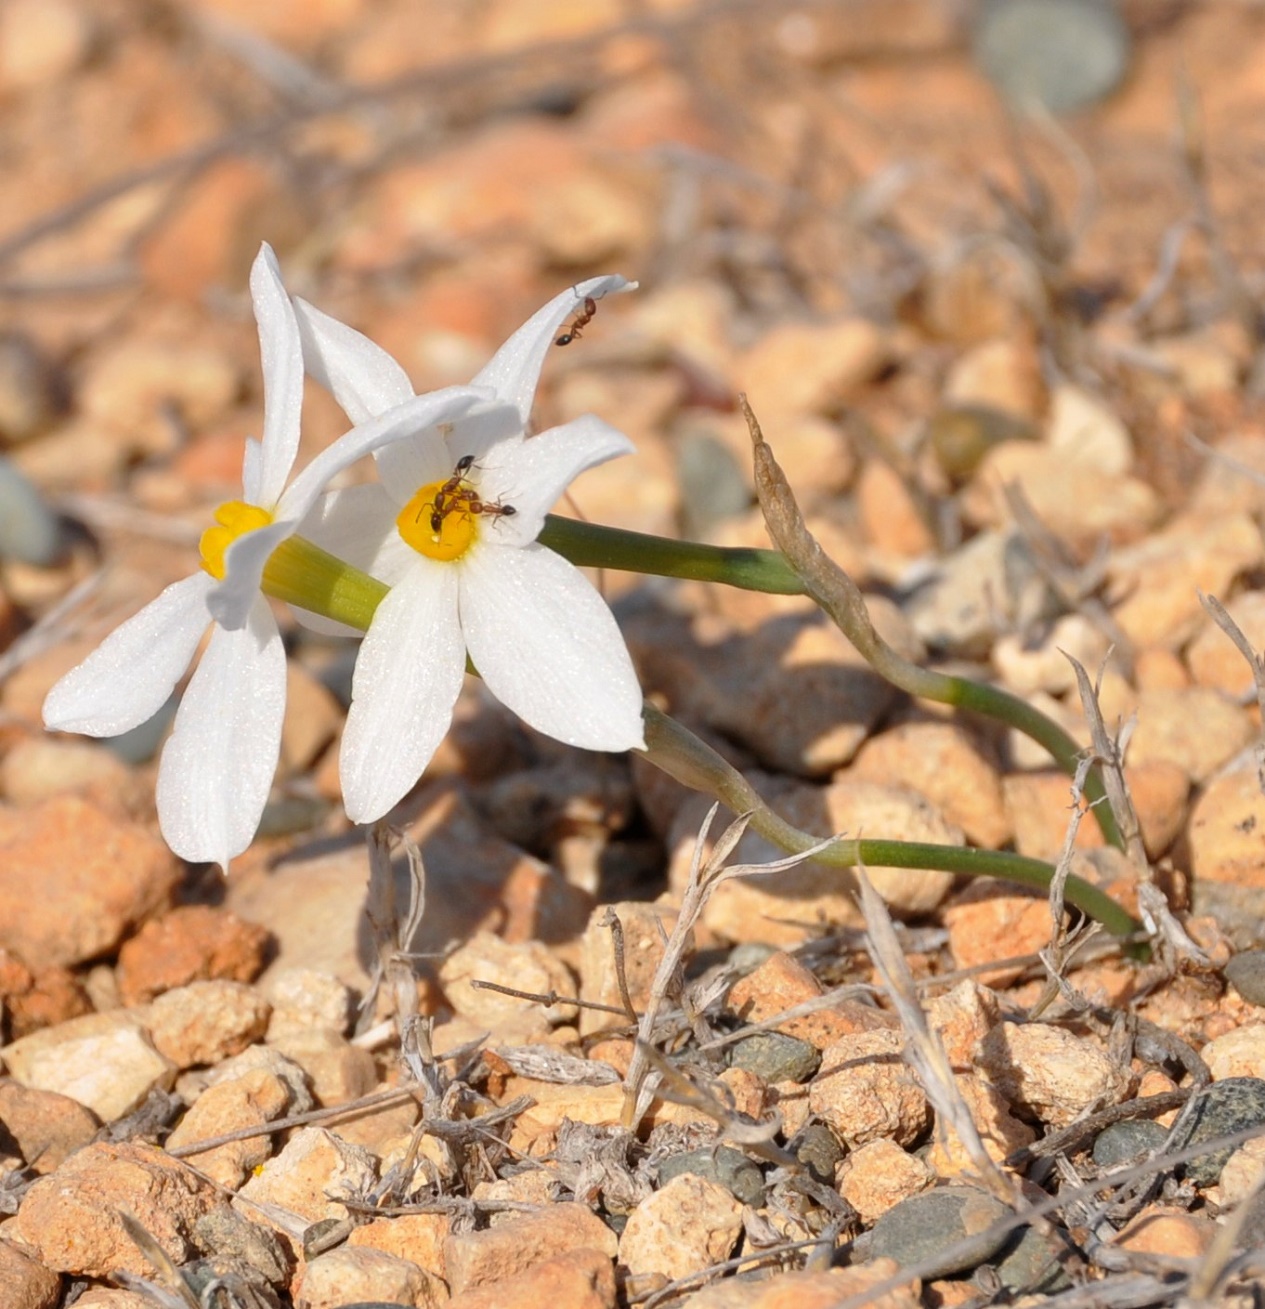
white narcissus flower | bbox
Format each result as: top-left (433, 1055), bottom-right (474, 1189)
top-left (42, 244), bottom-right (487, 870)
top-left (290, 277), bottom-right (647, 823)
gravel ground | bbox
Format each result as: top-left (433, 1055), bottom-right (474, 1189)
top-left (3, 2), bottom-right (1265, 1307)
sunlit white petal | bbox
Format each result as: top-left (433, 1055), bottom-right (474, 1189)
top-left (211, 388), bottom-right (483, 630)
top-left (478, 414), bottom-right (634, 546)
top-left (340, 562), bottom-right (466, 823)
top-left (293, 296), bottom-right (415, 424)
top-left (43, 573), bottom-right (213, 737)
top-left (241, 437), bottom-right (263, 505)
top-left (273, 387), bottom-right (482, 525)
top-left (373, 428), bottom-right (451, 505)
top-left (460, 542), bottom-right (645, 751)
top-left (155, 595), bottom-right (286, 870)
top-left (471, 275), bottom-right (634, 420)
top-left (250, 245), bottom-right (305, 507)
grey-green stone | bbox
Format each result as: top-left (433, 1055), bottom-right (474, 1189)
top-left (992, 1224), bottom-right (1074, 1294)
top-left (1226, 950), bottom-right (1265, 1007)
top-left (0, 455), bottom-right (60, 565)
top-left (972, 0), bottom-right (1130, 115)
top-left (794, 1122), bottom-right (845, 1186)
top-left (1092, 1119), bottom-right (1168, 1169)
top-left (1184, 1077), bottom-right (1265, 1185)
top-left (729, 1031), bottom-right (820, 1084)
top-left (658, 1145), bottom-right (766, 1207)
top-left (869, 1187), bottom-right (1011, 1279)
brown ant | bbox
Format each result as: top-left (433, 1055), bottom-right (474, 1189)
top-left (420, 454), bottom-right (516, 539)
top-left (555, 295), bottom-right (598, 347)
top-left (468, 496), bottom-right (518, 525)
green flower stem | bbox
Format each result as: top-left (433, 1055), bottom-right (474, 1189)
top-left (254, 526), bottom-right (1139, 939)
top-left (538, 515), bottom-right (804, 593)
top-left (642, 704), bottom-right (1141, 940)
top-left (540, 512), bottom-right (1122, 849)
top-left (261, 535), bottom-right (388, 632)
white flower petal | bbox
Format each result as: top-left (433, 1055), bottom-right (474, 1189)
top-left (212, 388), bottom-right (483, 630)
top-left (376, 399), bottom-right (524, 496)
top-left (373, 428), bottom-right (451, 505)
top-left (297, 483), bottom-right (397, 574)
top-left (155, 596), bottom-right (285, 870)
top-left (340, 561), bottom-right (466, 823)
top-left (470, 275), bottom-right (634, 421)
top-left (43, 573), bottom-right (212, 737)
top-left (298, 484), bottom-right (416, 593)
top-left (477, 414), bottom-right (634, 546)
top-left (249, 245), bottom-right (305, 507)
top-left (241, 437), bottom-right (263, 503)
top-left (293, 296), bottom-right (416, 423)
top-left (274, 387), bottom-right (482, 525)
top-left (460, 542), bottom-right (644, 752)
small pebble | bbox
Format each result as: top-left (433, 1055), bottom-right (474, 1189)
top-left (658, 1145), bottom-right (766, 1208)
top-left (991, 1224), bottom-right (1075, 1294)
top-left (793, 1122), bottom-right (845, 1186)
top-left (728, 943), bottom-right (778, 974)
top-left (1226, 950), bottom-right (1265, 1006)
top-left (1092, 1119), bottom-right (1169, 1169)
top-left (728, 1031), bottom-right (820, 1084)
top-left (972, 0), bottom-right (1130, 114)
top-left (676, 430), bottom-right (751, 538)
top-left (868, 1187), bottom-right (1012, 1279)
top-left (0, 454), bottom-right (61, 564)
top-left (1184, 1077), bottom-right (1265, 1185)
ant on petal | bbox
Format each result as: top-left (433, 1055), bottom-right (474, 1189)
top-left (555, 295), bottom-right (598, 347)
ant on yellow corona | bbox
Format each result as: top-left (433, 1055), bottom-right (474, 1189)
top-left (422, 454), bottom-right (517, 542)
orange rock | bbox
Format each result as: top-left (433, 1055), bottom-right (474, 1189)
top-left (116, 905), bottom-right (271, 1006)
top-left (350, 1212), bottom-right (450, 1281)
top-left (13, 1142), bottom-right (220, 1278)
top-left (1114, 1206), bottom-right (1214, 1259)
top-left (942, 887), bottom-right (1051, 986)
top-left (0, 949), bottom-right (91, 1038)
top-left (726, 950), bottom-right (896, 1050)
top-left (848, 721), bottom-right (1010, 848)
top-left (1125, 687), bottom-right (1254, 783)
top-left (925, 1073), bottom-right (1035, 1175)
top-left (926, 980), bottom-right (1000, 1070)
top-left (975, 1022), bottom-right (1129, 1129)
top-left (444, 1202), bottom-right (617, 1295)
top-left (137, 158), bottom-right (304, 301)
top-left (1002, 771), bottom-right (1106, 861)
top-left (0, 1081), bottom-right (98, 1174)
top-left (165, 1068), bottom-right (291, 1190)
top-left (856, 459), bottom-right (935, 557)
top-left (0, 1237), bottom-right (61, 1309)
top-left (447, 1247), bottom-right (615, 1309)
top-left (740, 318), bottom-right (892, 422)
top-left (678, 1260), bottom-right (918, 1308)
top-left (297, 1246), bottom-right (436, 1309)
top-left (836, 1137), bottom-right (933, 1223)
top-left (1108, 512), bottom-right (1264, 649)
top-left (1189, 765), bottom-right (1265, 891)
top-left (0, 796), bottom-right (179, 969)
top-left (619, 1174), bottom-right (743, 1282)
top-left (810, 1030), bottom-right (930, 1148)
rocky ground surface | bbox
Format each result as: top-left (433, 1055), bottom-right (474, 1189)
top-left (4, 1), bottom-right (1265, 1306)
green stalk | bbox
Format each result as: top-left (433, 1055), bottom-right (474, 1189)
top-left (254, 520), bottom-right (1138, 939)
top-left (539, 515), bottom-right (803, 593)
top-left (540, 511), bottom-right (1121, 847)
top-left (642, 703), bottom-right (1141, 940)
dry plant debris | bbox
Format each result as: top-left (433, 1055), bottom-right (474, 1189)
top-left (6, 2), bottom-right (1265, 1307)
